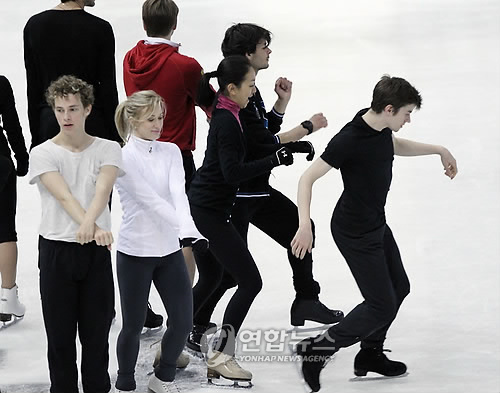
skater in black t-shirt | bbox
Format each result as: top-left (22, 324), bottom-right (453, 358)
top-left (291, 75), bottom-right (457, 392)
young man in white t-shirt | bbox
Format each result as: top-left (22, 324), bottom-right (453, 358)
top-left (29, 75), bottom-right (122, 393)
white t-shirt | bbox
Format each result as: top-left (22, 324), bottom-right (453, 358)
top-left (29, 137), bottom-right (123, 242)
top-left (115, 135), bottom-right (204, 257)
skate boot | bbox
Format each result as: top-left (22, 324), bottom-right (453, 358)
top-left (186, 322), bottom-right (217, 353)
top-left (290, 298), bottom-right (344, 326)
top-left (354, 347), bottom-right (407, 377)
top-left (296, 337), bottom-right (336, 392)
top-left (148, 374), bottom-right (180, 393)
top-left (144, 302), bottom-right (163, 331)
top-left (0, 285), bottom-right (25, 322)
top-left (206, 350), bottom-right (252, 387)
top-left (153, 348), bottom-right (190, 369)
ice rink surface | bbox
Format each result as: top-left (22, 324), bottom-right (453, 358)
top-left (0, 0), bottom-right (499, 392)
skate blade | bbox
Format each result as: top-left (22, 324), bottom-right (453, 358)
top-left (202, 378), bottom-right (253, 389)
top-left (349, 371), bottom-right (409, 382)
top-left (0, 315), bottom-right (23, 331)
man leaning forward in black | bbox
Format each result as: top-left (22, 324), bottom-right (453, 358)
top-left (291, 76), bottom-right (458, 392)
top-left (188, 23), bottom-right (343, 352)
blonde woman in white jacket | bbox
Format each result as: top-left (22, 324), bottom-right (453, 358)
top-left (114, 90), bottom-right (207, 393)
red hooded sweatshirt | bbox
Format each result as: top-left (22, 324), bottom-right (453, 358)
top-left (123, 40), bottom-right (210, 155)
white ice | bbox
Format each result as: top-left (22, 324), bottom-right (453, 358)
top-left (0, 0), bottom-right (499, 392)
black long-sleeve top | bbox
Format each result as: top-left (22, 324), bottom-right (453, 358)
top-left (23, 9), bottom-right (120, 148)
top-left (188, 108), bottom-right (277, 215)
top-left (0, 76), bottom-right (28, 161)
top-left (237, 87), bottom-right (285, 197)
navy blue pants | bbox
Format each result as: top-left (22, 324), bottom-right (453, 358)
top-left (38, 236), bottom-right (114, 393)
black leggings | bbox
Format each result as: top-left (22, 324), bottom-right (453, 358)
top-left (115, 250), bottom-right (192, 389)
top-left (0, 155), bottom-right (17, 243)
top-left (193, 187), bottom-right (320, 326)
top-left (191, 205), bottom-right (262, 354)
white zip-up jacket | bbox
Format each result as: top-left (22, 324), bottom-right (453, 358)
top-left (116, 135), bottom-right (204, 257)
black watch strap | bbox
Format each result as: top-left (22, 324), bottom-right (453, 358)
top-left (301, 120), bottom-right (314, 135)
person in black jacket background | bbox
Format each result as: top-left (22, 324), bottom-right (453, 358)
top-left (187, 23), bottom-right (344, 354)
top-left (0, 75), bottom-right (29, 324)
top-left (188, 55), bottom-right (293, 384)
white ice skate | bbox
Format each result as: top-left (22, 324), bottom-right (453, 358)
top-left (0, 285), bottom-right (25, 329)
top-left (205, 351), bottom-right (253, 389)
top-left (153, 347), bottom-right (190, 369)
top-left (148, 374), bottom-right (181, 393)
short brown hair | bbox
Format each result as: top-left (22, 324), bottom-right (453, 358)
top-left (45, 75), bottom-right (94, 109)
top-left (370, 75), bottom-right (422, 114)
top-left (142, 0), bottom-right (179, 37)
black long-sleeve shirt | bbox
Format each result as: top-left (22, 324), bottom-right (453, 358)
top-left (0, 76), bottom-right (28, 161)
top-left (23, 9), bottom-right (120, 148)
top-left (188, 108), bottom-right (277, 215)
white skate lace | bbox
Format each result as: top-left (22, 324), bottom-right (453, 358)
top-left (159, 380), bottom-right (181, 393)
top-left (226, 356), bottom-right (243, 370)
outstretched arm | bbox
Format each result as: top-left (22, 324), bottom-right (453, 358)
top-left (393, 136), bottom-right (458, 179)
top-left (291, 158), bottom-right (333, 259)
top-left (277, 113), bottom-right (328, 144)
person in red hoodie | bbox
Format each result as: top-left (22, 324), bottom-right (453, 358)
top-left (123, 0), bottom-right (211, 327)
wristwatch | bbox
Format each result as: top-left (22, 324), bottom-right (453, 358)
top-left (301, 120), bottom-right (314, 135)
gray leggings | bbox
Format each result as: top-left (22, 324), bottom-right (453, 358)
top-left (115, 250), bottom-right (193, 390)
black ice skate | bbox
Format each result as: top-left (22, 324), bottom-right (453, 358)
top-left (295, 337), bottom-right (335, 392)
top-left (290, 298), bottom-right (344, 326)
top-left (186, 322), bottom-right (217, 354)
top-left (353, 347), bottom-right (407, 377)
top-left (142, 302), bottom-right (163, 334)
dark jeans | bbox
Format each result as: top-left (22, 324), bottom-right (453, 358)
top-left (115, 250), bottom-right (192, 389)
top-left (193, 187), bottom-right (320, 326)
top-left (191, 205), bottom-right (262, 354)
top-left (316, 224), bottom-right (410, 353)
top-left (38, 236), bottom-right (114, 393)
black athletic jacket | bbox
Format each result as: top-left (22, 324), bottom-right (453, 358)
top-left (188, 108), bottom-right (277, 215)
top-left (0, 76), bottom-right (28, 163)
top-left (237, 87), bottom-right (285, 197)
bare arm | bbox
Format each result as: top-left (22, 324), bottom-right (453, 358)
top-left (290, 158), bottom-right (333, 259)
top-left (39, 171), bottom-right (88, 224)
top-left (393, 136), bottom-right (458, 179)
top-left (79, 165), bottom-right (119, 246)
top-left (277, 113), bottom-right (328, 143)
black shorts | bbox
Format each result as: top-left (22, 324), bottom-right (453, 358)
top-left (0, 155), bottom-right (17, 243)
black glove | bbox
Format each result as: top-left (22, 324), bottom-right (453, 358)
top-left (15, 153), bottom-right (29, 177)
top-left (284, 141), bottom-right (315, 161)
top-left (270, 147), bottom-right (294, 166)
top-left (180, 237), bottom-right (209, 253)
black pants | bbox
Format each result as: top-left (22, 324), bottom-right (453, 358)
top-left (115, 250), bottom-right (192, 389)
top-left (317, 224), bottom-right (410, 353)
top-left (191, 205), bottom-right (262, 354)
top-left (193, 187), bottom-right (320, 326)
top-left (38, 236), bottom-right (114, 393)
top-left (0, 155), bottom-right (17, 243)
